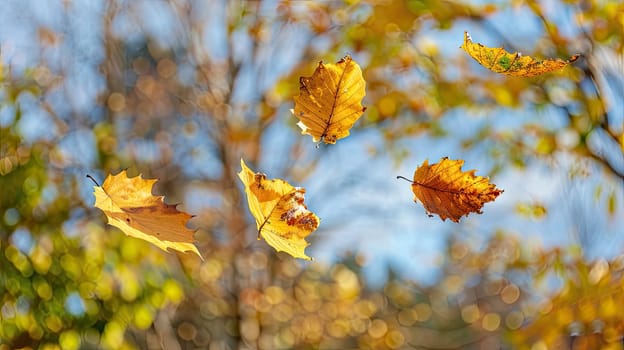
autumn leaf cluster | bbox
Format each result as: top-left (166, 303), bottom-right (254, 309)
top-left (90, 32), bottom-right (582, 260)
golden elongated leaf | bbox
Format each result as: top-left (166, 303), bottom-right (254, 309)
top-left (292, 55), bottom-right (366, 144)
top-left (238, 159), bottom-right (319, 260)
top-left (404, 157), bottom-right (503, 222)
top-left (461, 31), bottom-right (579, 76)
top-left (93, 170), bottom-right (202, 259)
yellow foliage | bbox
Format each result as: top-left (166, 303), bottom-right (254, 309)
top-left (508, 255), bottom-right (624, 349)
top-left (238, 159), bottom-right (320, 260)
top-left (515, 201), bottom-right (547, 219)
top-left (292, 55), bottom-right (366, 144)
top-left (461, 31), bottom-right (579, 76)
top-left (92, 170), bottom-right (202, 259)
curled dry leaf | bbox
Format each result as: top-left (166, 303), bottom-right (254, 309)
top-left (238, 159), bottom-right (319, 260)
top-left (93, 170), bottom-right (202, 259)
top-left (401, 157), bottom-right (503, 223)
top-left (461, 31), bottom-right (579, 76)
top-left (292, 55), bottom-right (366, 144)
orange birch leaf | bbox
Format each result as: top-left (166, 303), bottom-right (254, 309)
top-left (461, 31), bottom-right (579, 76)
top-left (238, 159), bottom-right (319, 260)
top-left (292, 55), bottom-right (366, 144)
top-left (92, 170), bottom-right (202, 259)
top-left (399, 157), bottom-right (503, 223)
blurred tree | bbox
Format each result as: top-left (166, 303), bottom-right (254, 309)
top-left (0, 0), bottom-right (622, 349)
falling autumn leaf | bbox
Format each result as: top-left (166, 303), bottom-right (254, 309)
top-left (292, 55), bottom-right (366, 144)
top-left (238, 159), bottom-right (319, 260)
top-left (92, 170), bottom-right (202, 259)
top-left (461, 31), bottom-right (579, 76)
top-left (398, 157), bottom-right (503, 222)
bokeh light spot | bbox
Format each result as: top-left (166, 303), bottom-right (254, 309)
top-left (414, 303), bottom-right (432, 322)
top-left (177, 322), bottom-right (197, 341)
top-left (59, 330), bottom-right (81, 350)
top-left (531, 341), bottom-right (548, 350)
top-left (107, 93), bottom-right (126, 112)
top-left (265, 286), bottom-right (286, 305)
top-left (157, 58), bottom-right (176, 79)
top-left (3, 208), bottom-right (20, 226)
top-left (65, 293), bottom-right (86, 316)
top-left (500, 284), bottom-right (520, 304)
top-left (482, 313), bottom-right (501, 331)
top-left (241, 319), bottom-right (259, 341)
top-left (102, 321), bottom-right (124, 349)
top-left (443, 274), bottom-right (464, 294)
top-left (133, 305), bottom-right (154, 330)
top-left (385, 329), bottom-right (405, 349)
top-left (397, 308), bottom-right (418, 326)
top-left (461, 304), bottom-right (480, 324)
top-left (378, 96), bottom-right (397, 116)
top-left (200, 259), bottom-right (223, 283)
top-left (505, 311), bottom-right (524, 330)
top-left (368, 319), bottom-right (388, 338)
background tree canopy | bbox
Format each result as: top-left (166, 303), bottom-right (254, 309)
top-left (0, 1), bottom-right (622, 349)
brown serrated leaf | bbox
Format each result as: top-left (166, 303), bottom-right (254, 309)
top-left (400, 157), bottom-right (503, 222)
top-left (292, 55), bottom-right (366, 144)
top-left (93, 170), bottom-right (202, 259)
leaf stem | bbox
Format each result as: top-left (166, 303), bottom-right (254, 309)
top-left (86, 174), bottom-right (100, 186)
top-left (396, 175), bottom-right (414, 184)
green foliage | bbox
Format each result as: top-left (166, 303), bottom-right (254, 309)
top-left (1, 86), bottom-right (190, 349)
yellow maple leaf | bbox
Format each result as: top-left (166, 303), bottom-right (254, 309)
top-left (461, 31), bottom-right (579, 77)
top-left (238, 159), bottom-right (319, 260)
top-left (398, 157), bottom-right (503, 223)
top-left (92, 170), bottom-right (202, 259)
top-left (292, 55), bottom-right (366, 144)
